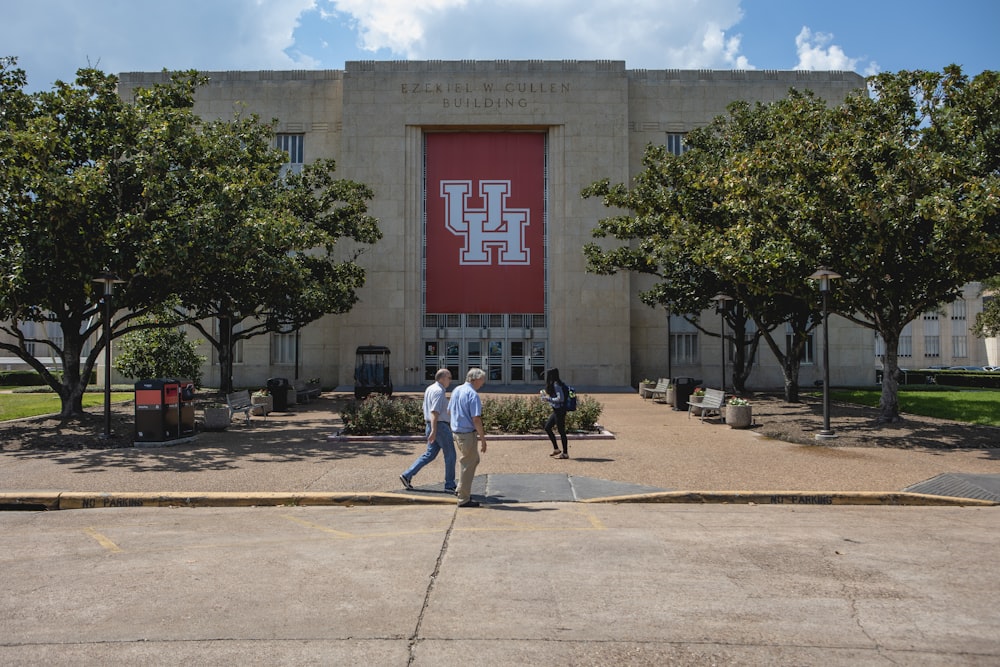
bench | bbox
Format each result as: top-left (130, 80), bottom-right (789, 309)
top-left (647, 378), bottom-right (671, 402)
top-left (226, 390), bottom-right (258, 426)
top-left (689, 387), bottom-right (726, 422)
top-left (293, 379), bottom-right (322, 404)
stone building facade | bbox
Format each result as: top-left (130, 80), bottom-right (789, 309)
top-left (110, 61), bottom-right (992, 391)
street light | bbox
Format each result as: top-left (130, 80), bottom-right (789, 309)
top-left (92, 271), bottom-right (125, 440)
top-left (808, 267), bottom-right (841, 439)
top-left (712, 293), bottom-right (733, 393)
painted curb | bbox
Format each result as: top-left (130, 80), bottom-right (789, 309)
top-left (582, 490), bottom-right (999, 506)
top-left (1, 489), bottom-right (995, 511)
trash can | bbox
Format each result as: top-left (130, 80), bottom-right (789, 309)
top-left (134, 379), bottom-right (181, 442)
top-left (267, 377), bottom-right (291, 412)
top-left (671, 376), bottom-right (700, 411)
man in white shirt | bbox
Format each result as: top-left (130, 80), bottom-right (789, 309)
top-left (399, 369), bottom-right (456, 492)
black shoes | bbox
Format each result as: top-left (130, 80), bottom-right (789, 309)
top-left (399, 474), bottom-right (413, 490)
top-left (457, 500), bottom-right (480, 508)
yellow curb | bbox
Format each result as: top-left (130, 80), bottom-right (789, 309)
top-left (0, 491), bottom-right (455, 510)
top-left (582, 490), bottom-right (999, 506)
top-left (2, 490), bottom-right (996, 510)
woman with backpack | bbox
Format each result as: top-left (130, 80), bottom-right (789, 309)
top-left (540, 368), bottom-right (570, 459)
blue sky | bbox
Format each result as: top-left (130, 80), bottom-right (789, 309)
top-left (4, 0), bottom-right (996, 92)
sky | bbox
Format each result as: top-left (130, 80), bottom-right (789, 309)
top-left (3, 0), bottom-right (997, 92)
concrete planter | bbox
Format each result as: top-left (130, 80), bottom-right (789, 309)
top-left (639, 382), bottom-right (656, 399)
top-left (203, 407), bottom-right (230, 430)
top-left (688, 395), bottom-right (704, 416)
top-left (727, 404), bottom-right (752, 429)
top-left (251, 394), bottom-right (272, 416)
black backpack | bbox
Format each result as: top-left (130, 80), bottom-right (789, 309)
top-left (563, 383), bottom-right (577, 412)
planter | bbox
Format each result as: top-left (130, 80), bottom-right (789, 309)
top-left (688, 395), bottom-right (704, 416)
top-left (639, 382), bottom-right (656, 399)
top-left (251, 394), bottom-right (273, 416)
top-left (727, 404), bottom-right (752, 429)
top-left (203, 407), bottom-right (230, 430)
top-left (286, 387), bottom-right (298, 407)
top-left (665, 387), bottom-right (675, 407)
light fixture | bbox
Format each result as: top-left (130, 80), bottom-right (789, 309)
top-left (808, 267), bottom-right (841, 439)
top-left (712, 293), bottom-right (733, 393)
top-left (92, 271), bottom-right (125, 440)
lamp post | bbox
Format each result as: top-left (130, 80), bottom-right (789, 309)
top-left (808, 267), bottom-right (841, 439)
top-left (92, 271), bottom-right (124, 440)
top-left (712, 293), bottom-right (733, 393)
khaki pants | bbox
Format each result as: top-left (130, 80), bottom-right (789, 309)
top-left (453, 431), bottom-right (480, 503)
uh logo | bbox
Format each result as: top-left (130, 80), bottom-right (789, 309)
top-left (440, 180), bottom-right (531, 265)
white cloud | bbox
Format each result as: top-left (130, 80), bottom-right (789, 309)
top-left (793, 26), bottom-right (859, 71)
top-left (326, 0), bottom-right (750, 69)
top-left (5, 0), bottom-right (316, 89)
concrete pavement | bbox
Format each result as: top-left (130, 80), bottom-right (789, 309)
top-left (2, 391), bottom-right (999, 665)
top-left (1, 503), bottom-right (998, 665)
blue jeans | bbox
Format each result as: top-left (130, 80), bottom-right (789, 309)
top-left (402, 422), bottom-right (456, 490)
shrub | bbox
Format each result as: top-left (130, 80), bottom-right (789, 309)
top-left (341, 393), bottom-right (603, 435)
top-left (113, 315), bottom-right (205, 385)
top-left (341, 394), bottom-right (424, 435)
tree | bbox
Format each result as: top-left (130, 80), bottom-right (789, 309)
top-left (583, 94), bottom-right (829, 400)
top-left (972, 277), bottom-right (1000, 338)
top-left (113, 311), bottom-right (205, 385)
top-left (786, 67), bottom-right (1000, 422)
top-left (140, 110), bottom-right (381, 393)
top-left (0, 58), bottom-right (207, 417)
top-left (0, 58), bottom-right (382, 414)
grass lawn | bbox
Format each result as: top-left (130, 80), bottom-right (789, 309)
top-left (0, 391), bottom-right (133, 421)
top-left (829, 387), bottom-right (1000, 427)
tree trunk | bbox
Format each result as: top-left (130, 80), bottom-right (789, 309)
top-left (219, 315), bottom-right (235, 394)
top-left (877, 331), bottom-right (903, 424)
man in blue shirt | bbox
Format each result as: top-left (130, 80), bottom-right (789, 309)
top-left (399, 369), bottom-right (455, 492)
top-left (449, 367), bottom-right (488, 507)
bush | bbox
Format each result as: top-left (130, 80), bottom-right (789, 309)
top-left (341, 394), bottom-right (424, 435)
top-left (0, 370), bottom-right (47, 387)
top-left (0, 369), bottom-right (97, 387)
top-left (341, 393), bottom-right (603, 435)
top-left (113, 317), bottom-right (205, 385)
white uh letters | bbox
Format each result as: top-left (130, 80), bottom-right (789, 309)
top-left (440, 180), bottom-right (530, 265)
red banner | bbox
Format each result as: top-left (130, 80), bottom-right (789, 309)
top-left (425, 132), bottom-right (545, 314)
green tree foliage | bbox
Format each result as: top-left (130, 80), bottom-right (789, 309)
top-left (583, 93), bottom-right (829, 400)
top-left (798, 68), bottom-right (1000, 422)
top-left (113, 313), bottom-right (205, 385)
top-left (126, 104), bottom-right (381, 393)
top-left (972, 277), bottom-right (1000, 338)
top-left (0, 57), bottom-right (382, 414)
top-left (0, 58), bottom-right (206, 416)
top-left (584, 66), bottom-right (1000, 421)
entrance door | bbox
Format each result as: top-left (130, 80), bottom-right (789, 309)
top-left (423, 337), bottom-right (545, 385)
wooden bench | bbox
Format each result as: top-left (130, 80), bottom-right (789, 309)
top-left (689, 387), bottom-right (726, 422)
top-left (226, 390), bottom-right (258, 426)
top-left (647, 378), bottom-right (671, 402)
top-left (293, 379), bottom-right (322, 404)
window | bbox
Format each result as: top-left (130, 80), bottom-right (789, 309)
top-left (669, 315), bottom-right (699, 365)
top-left (665, 132), bottom-right (688, 156)
top-left (953, 335), bottom-right (968, 358)
top-left (892, 323), bottom-right (913, 358)
top-left (271, 331), bottom-right (297, 365)
top-left (951, 299), bottom-right (967, 321)
top-left (923, 312), bottom-right (940, 357)
top-left (277, 133), bottom-right (304, 177)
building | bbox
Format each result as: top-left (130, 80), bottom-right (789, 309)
top-left (108, 61), bottom-right (992, 391)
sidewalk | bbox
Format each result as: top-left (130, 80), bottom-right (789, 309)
top-left (1, 390), bottom-right (998, 509)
